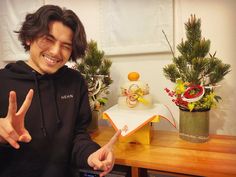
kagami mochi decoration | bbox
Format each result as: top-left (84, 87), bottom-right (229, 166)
top-left (118, 72), bottom-right (153, 109)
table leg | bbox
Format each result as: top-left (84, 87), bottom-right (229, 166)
top-left (131, 167), bottom-right (139, 177)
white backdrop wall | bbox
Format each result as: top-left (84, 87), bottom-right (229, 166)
top-left (0, 0), bottom-right (44, 61)
top-left (1, 0), bottom-right (236, 135)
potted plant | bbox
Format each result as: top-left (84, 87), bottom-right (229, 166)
top-left (75, 40), bottom-right (113, 132)
top-left (163, 15), bottom-right (231, 142)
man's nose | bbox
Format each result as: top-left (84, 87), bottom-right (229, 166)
top-left (49, 42), bottom-right (61, 56)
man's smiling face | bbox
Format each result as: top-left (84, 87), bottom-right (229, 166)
top-left (27, 21), bottom-right (73, 74)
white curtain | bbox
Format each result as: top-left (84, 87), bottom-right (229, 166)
top-left (0, 0), bottom-right (43, 61)
top-left (99, 0), bottom-right (173, 55)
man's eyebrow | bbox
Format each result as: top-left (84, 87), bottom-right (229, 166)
top-left (47, 33), bottom-right (72, 46)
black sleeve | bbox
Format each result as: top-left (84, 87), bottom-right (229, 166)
top-left (71, 77), bottom-right (100, 169)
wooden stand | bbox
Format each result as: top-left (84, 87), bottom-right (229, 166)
top-left (118, 123), bottom-right (152, 144)
top-left (103, 113), bottom-right (160, 145)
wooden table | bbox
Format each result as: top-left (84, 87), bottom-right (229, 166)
top-left (91, 126), bottom-right (236, 177)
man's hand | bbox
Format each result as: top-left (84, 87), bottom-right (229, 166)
top-left (0, 89), bottom-right (34, 149)
top-left (87, 129), bottom-right (121, 177)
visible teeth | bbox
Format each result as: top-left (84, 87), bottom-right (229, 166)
top-left (44, 55), bottom-right (58, 64)
top-left (47, 57), bottom-right (56, 63)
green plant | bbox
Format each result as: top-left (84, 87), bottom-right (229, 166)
top-left (163, 15), bottom-right (231, 111)
top-left (75, 40), bottom-right (113, 111)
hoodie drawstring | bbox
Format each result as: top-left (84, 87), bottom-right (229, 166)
top-left (32, 71), bottom-right (47, 137)
top-left (50, 79), bottom-right (62, 127)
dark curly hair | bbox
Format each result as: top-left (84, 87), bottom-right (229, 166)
top-left (15, 5), bottom-right (87, 61)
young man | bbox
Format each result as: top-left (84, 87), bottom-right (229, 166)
top-left (0, 5), bottom-right (120, 177)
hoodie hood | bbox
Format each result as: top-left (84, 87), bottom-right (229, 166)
top-left (5, 60), bottom-right (67, 80)
top-left (5, 61), bottom-right (66, 136)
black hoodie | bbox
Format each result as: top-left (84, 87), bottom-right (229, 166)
top-left (0, 61), bottom-right (100, 177)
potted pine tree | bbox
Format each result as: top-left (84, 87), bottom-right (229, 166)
top-left (75, 40), bottom-right (113, 132)
top-left (163, 15), bottom-right (231, 143)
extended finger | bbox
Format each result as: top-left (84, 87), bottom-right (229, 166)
top-left (7, 91), bottom-right (17, 119)
top-left (16, 89), bottom-right (34, 116)
top-left (106, 129), bottom-right (121, 148)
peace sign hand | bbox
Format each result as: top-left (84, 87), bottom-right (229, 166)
top-left (87, 129), bottom-right (121, 177)
top-left (0, 89), bottom-right (34, 149)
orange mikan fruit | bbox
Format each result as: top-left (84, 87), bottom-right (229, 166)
top-left (128, 72), bottom-right (140, 81)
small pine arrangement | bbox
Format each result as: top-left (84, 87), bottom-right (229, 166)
top-left (163, 15), bottom-right (231, 111)
top-left (76, 40), bottom-right (113, 111)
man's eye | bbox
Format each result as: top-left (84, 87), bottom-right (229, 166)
top-left (63, 45), bottom-right (72, 51)
top-left (44, 37), bottom-right (54, 43)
